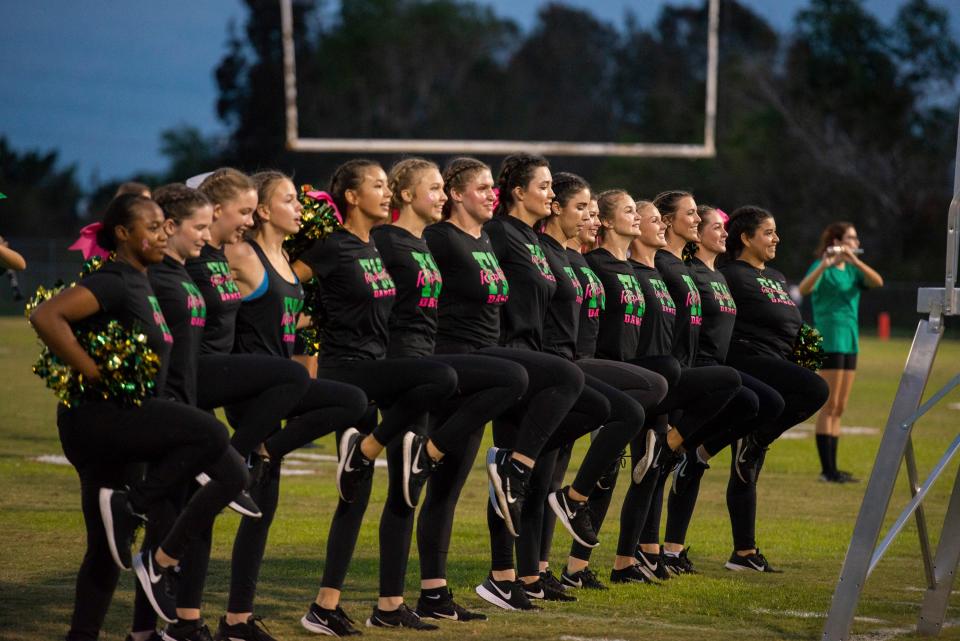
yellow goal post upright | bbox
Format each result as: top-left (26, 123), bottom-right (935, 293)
top-left (277, 0), bottom-right (719, 158)
top-left (823, 106), bottom-right (960, 640)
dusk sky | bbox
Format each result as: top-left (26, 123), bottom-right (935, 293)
top-left (3, 1), bottom-right (957, 184)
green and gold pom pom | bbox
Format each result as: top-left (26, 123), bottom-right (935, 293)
top-left (27, 284), bottom-right (161, 408)
top-left (790, 323), bottom-right (825, 372)
top-left (80, 255), bottom-right (111, 277)
top-left (23, 282), bottom-right (67, 319)
top-left (297, 325), bottom-right (321, 356)
top-left (682, 241), bottom-right (698, 262)
top-left (283, 185), bottom-right (342, 262)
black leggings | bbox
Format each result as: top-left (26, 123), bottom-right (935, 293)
top-left (198, 353), bottom-right (311, 457)
top-left (317, 357), bottom-right (459, 593)
top-left (225, 378), bottom-right (369, 613)
top-left (59, 400), bottom-right (245, 641)
top-left (664, 370), bottom-right (784, 548)
top-left (724, 353), bottom-right (828, 550)
top-left (379, 353), bottom-right (527, 595)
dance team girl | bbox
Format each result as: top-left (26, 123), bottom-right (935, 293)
top-left (31, 157), bottom-right (830, 641)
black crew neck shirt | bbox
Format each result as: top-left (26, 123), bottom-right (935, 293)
top-left (424, 221), bottom-right (508, 352)
top-left (185, 243), bottom-right (243, 355)
top-left (566, 249), bottom-right (605, 360)
top-left (371, 224), bottom-right (443, 358)
top-left (484, 215), bottom-right (557, 351)
top-left (689, 257), bottom-right (737, 365)
top-left (655, 250), bottom-right (703, 367)
top-left (585, 248), bottom-right (644, 361)
top-left (539, 234), bottom-right (583, 360)
top-left (629, 259), bottom-right (676, 357)
top-left (721, 259), bottom-right (801, 360)
top-left (300, 228), bottom-right (396, 361)
top-left (78, 260), bottom-right (173, 397)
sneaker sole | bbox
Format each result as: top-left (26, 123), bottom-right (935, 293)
top-left (132, 553), bottom-right (177, 624)
top-left (300, 614), bottom-right (339, 636)
top-left (486, 447), bottom-right (516, 534)
top-left (632, 430), bottom-right (657, 484)
top-left (99, 488), bottom-right (129, 571)
top-left (724, 560), bottom-right (758, 572)
top-left (474, 583), bottom-right (516, 611)
top-left (547, 492), bottom-right (598, 549)
top-left (402, 431), bottom-right (417, 509)
top-left (336, 428), bottom-right (360, 502)
top-left (734, 439), bottom-right (750, 484)
top-left (200, 472), bottom-right (263, 518)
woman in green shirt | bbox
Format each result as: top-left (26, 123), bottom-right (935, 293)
top-left (798, 222), bottom-right (883, 483)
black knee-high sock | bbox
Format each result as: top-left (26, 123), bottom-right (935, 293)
top-left (815, 434), bottom-right (832, 475)
top-left (829, 435), bottom-right (840, 473)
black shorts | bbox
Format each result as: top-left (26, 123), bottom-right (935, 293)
top-left (822, 352), bottom-right (858, 370)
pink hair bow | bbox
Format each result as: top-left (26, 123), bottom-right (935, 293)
top-left (306, 190), bottom-right (343, 224)
top-left (491, 187), bottom-right (500, 213)
top-left (715, 208), bottom-right (729, 224)
top-left (68, 222), bottom-right (111, 260)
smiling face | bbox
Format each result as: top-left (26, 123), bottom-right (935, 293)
top-left (698, 209), bottom-right (727, 255)
top-left (165, 204), bottom-right (213, 261)
top-left (577, 198), bottom-right (600, 246)
top-left (637, 203), bottom-right (667, 249)
top-left (455, 168), bottom-right (497, 225)
top-left (348, 166), bottom-right (392, 222)
top-left (552, 187), bottom-right (590, 240)
top-left (124, 201), bottom-right (168, 264)
top-left (839, 225), bottom-right (859, 251)
top-left (604, 194), bottom-right (640, 240)
top-left (258, 178), bottom-right (303, 236)
top-left (213, 188), bottom-right (258, 245)
top-left (742, 215), bottom-right (778, 263)
top-left (515, 165), bottom-right (555, 220)
top-left (407, 168), bottom-right (447, 225)
top-left (666, 195), bottom-right (700, 242)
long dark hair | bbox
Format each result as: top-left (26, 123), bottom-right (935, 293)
top-left (329, 159), bottom-right (381, 219)
top-left (494, 153), bottom-right (549, 217)
top-left (96, 194), bottom-right (156, 251)
top-left (725, 205), bottom-right (773, 261)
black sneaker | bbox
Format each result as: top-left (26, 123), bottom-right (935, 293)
top-left (540, 569), bottom-right (569, 595)
top-left (547, 486), bottom-right (599, 548)
top-left (610, 564), bottom-right (658, 585)
top-left (300, 602), bottom-right (361, 636)
top-left (403, 432), bottom-right (438, 508)
top-left (561, 566), bottom-right (607, 590)
top-left (725, 549), bottom-right (782, 573)
top-left (162, 618), bottom-right (213, 641)
top-left (671, 453), bottom-right (709, 496)
top-left (523, 577), bottom-right (576, 602)
top-left (416, 587), bottom-right (487, 621)
top-left (366, 603), bottom-right (438, 630)
top-left (126, 633), bottom-right (163, 641)
top-left (734, 434), bottom-right (768, 484)
top-left (632, 430), bottom-right (658, 484)
top-left (99, 487), bottom-right (146, 570)
top-left (475, 574), bottom-right (540, 611)
top-left (636, 548), bottom-right (671, 581)
top-left (213, 616), bottom-right (277, 641)
top-left (663, 548), bottom-right (698, 575)
top-left (837, 469), bottom-right (860, 483)
top-left (596, 451), bottom-right (624, 490)
top-left (337, 428), bottom-right (374, 503)
top-left (195, 473), bottom-right (262, 519)
top-left (133, 550), bottom-right (179, 624)
top-left (486, 447), bottom-right (529, 537)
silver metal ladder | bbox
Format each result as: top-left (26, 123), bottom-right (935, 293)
top-left (822, 108), bottom-right (960, 639)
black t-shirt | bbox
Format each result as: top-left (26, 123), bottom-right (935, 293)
top-left (690, 257), bottom-right (737, 365)
top-left (485, 216), bottom-right (558, 350)
top-left (233, 241), bottom-right (305, 359)
top-left (629, 259), bottom-right (676, 358)
top-left (148, 256), bottom-right (206, 405)
top-left (78, 260), bottom-right (173, 397)
top-left (424, 221), bottom-right (508, 352)
top-left (185, 244), bottom-right (243, 356)
top-left (300, 228), bottom-right (396, 361)
top-left (566, 249), bottom-right (605, 360)
top-left (585, 248), bottom-right (644, 361)
top-left (539, 234), bottom-right (583, 360)
top-left (655, 250), bottom-right (702, 367)
top-left (721, 259), bottom-right (801, 360)
top-left (371, 225), bottom-right (443, 358)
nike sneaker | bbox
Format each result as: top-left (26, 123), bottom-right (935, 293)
top-left (133, 550), bottom-right (179, 624)
top-left (561, 566), bottom-right (607, 590)
top-left (161, 618), bottom-right (214, 641)
top-left (403, 432), bottom-right (438, 508)
top-left (366, 604), bottom-right (437, 630)
top-left (609, 564), bottom-right (659, 585)
top-left (636, 548), bottom-right (671, 581)
top-left (733, 434), bottom-right (768, 484)
top-left (99, 487), bottom-right (146, 570)
top-left (416, 587), bottom-right (487, 621)
top-left (547, 486), bottom-right (599, 548)
top-left (632, 429), bottom-right (658, 484)
top-left (336, 428), bottom-right (374, 503)
top-left (725, 549), bottom-right (782, 573)
top-left (195, 472), bottom-right (262, 519)
top-left (523, 577), bottom-right (576, 602)
top-left (486, 447), bottom-right (529, 537)
top-left (213, 615), bottom-right (277, 641)
top-left (670, 453), bottom-right (709, 496)
top-left (474, 574), bottom-right (539, 611)
top-left (300, 603), bottom-right (361, 636)
top-left (663, 547), bottom-right (698, 575)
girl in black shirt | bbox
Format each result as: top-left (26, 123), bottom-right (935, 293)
top-left (214, 172), bottom-right (369, 641)
top-left (421, 157), bottom-right (582, 612)
top-left (31, 195), bottom-right (247, 641)
top-left (719, 206), bottom-right (829, 571)
top-left (291, 161), bottom-right (459, 632)
top-left (369, 158), bottom-right (527, 625)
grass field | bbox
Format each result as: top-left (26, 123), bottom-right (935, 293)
top-left (3, 316), bottom-right (960, 641)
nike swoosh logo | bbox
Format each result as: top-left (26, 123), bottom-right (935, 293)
top-left (147, 558), bottom-right (162, 583)
top-left (747, 559), bottom-right (765, 571)
top-left (425, 594), bottom-right (441, 600)
top-left (374, 616), bottom-right (398, 627)
top-left (431, 611), bottom-right (459, 620)
top-left (565, 577), bottom-right (582, 588)
top-left (312, 617), bottom-right (329, 626)
top-left (640, 557), bottom-right (658, 571)
top-left (411, 442), bottom-right (424, 475)
top-left (490, 583), bottom-right (512, 600)
top-left (526, 589), bottom-right (545, 598)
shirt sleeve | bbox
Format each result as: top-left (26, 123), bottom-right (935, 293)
top-left (301, 234), bottom-right (341, 281)
top-left (78, 269), bottom-right (126, 314)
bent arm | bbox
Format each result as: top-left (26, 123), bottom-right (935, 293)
top-left (0, 238), bottom-right (26, 271)
top-left (29, 286), bottom-right (103, 381)
top-left (798, 259), bottom-right (829, 297)
top-left (852, 256), bottom-right (884, 288)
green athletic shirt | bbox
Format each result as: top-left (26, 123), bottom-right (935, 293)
top-left (805, 259), bottom-right (865, 354)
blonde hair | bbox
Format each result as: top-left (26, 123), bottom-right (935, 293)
top-left (388, 158), bottom-right (438, 210)
top-left (198, 167), bottom-right (256, 206)
top-left (595, 189), bottom-right (630, 241)
top-left (250, 170), bottom-right (291, 231)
